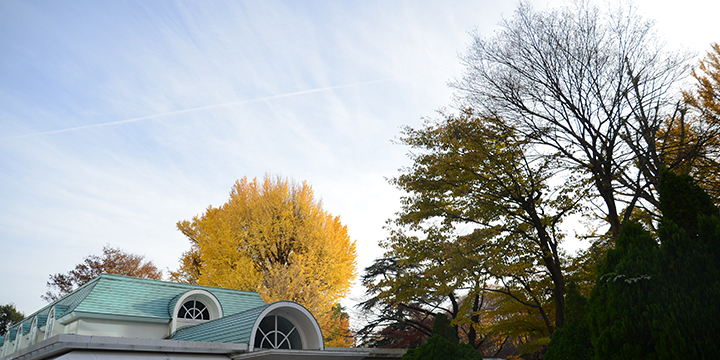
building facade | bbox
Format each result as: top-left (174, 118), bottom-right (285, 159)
top-left (0, 274), bottom-right (403, 360)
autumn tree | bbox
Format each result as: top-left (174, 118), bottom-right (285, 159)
top-left (172, 175), bottom-right (357, 346)
top-left (0, 304), bottom-right (24, 337)
top-left (453, 1), bottom-right (692, 238)
top-left (359, 308), bottom-right (432, 349)
top-left (43, 246), bottom-right (162, 302)
top-left (323, 305), bottom-right (355, 347)
top-left (358, 259), bottom-right (517, 356)
top-left (676, 43), bottom-right (720, 202)
top-left (362, 2), bottom-right (720, 356)
top-left (361, 109), bottom-right (581, 358)
top-left (686, 43), bottom-right (720, 133)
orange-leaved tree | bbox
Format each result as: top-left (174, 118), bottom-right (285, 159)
top-left (43, 246), bottom-right (163, 302)
top-left (172, 175), bottom-right (357, 346)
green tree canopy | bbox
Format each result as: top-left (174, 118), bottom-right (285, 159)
top-left (402, 315), bottom-right (482, 360)
top-left (0, 304), bottom-right (24, 337)
top-left (364, 108), bottom-right (577, 342)
top-left (431, 313), bottom-right (459, 345)
top-left (362, 3), bottom-right (720, 358)
top-left (401, 335), bottom-right (483, 360)
top-left (650, 170), bottom-right (720, 357)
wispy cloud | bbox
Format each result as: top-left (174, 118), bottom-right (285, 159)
top-left (1, 74), bottom-right (441, 141)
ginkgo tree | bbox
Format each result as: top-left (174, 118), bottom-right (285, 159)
top-left (172, 175), bottom-right (357, 346)
top-left (679, 43), bottom-right (720, 202)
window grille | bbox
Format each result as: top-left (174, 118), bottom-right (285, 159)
top-left (254, 315), bottom-right (302, 350)
top-left (178, 300), bottom-right (210, 320)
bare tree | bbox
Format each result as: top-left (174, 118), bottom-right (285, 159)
top-left (453, 1), bottom-right (692, 238)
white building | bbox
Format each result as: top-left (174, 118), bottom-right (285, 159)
top-left (0, 274), bottom-right (403, 360)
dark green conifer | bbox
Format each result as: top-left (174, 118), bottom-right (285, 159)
top-left (401, 313), bottom-right (481, 360)
top-left (651, 170), bottom-right (720, 358)
top-left (588, 221), bottom-right (658, 360)
top-left (587, 169), bottom-right (720, 359)
top-left (430, 313), bottom-right (458, 344)
top-left (545, 282), bottom-right (592, 360)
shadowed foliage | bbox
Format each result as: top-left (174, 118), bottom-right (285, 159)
top-left (0, 304), bottom-right (25, 337)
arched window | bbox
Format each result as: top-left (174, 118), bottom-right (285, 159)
top-left (178, 300), bottom-right (210, 320)
top-left (1, 332), bottom-right (10, 357)
top-left (254, 315), bottom-right (302, 350)
top-left (28, 316), bottom-right (38, 346)
top-left (44, 307), bottom-right (55, 340)
top-left (248, 302), bottom-right (324, 352)
top-left (13, 324), bottom-right (23, 353)
top-left (170, 290), bottom-right (223, 333)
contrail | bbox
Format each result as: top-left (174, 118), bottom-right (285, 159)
top-left (2, 74), bottom-right (439, 141)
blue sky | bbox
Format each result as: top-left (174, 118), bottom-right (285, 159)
top-left (1, 0), bottom-right (718, 322)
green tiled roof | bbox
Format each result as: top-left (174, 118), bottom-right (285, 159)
top-left (170, 304), bottom-right (270, 343)
top-left (36, 314), bottom-right (48, 328)
top-left (4, 329), bottom-right (17, 342)
top-left (20, 320), bottom-right (32, 335)
top-left (7, 274), bottom-right (266, 333)
top-left (13, 282), bottom-right (98, 330)
top-left (70, 275), bottom-right (266, 319)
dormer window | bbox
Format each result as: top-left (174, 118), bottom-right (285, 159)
top-left (13, 324), bottom-right (23, 353)
top-left (248, 302), bottom-right (324, 352)
top-left (178, 300), bottom-right (210, 320)
top-left (170, 290), bottom-right (223, 333)
top-left (44, 307), bottom-right (56, 340)
top-left (1, 332), bottom-right (10, 357)
top-left (28, 316), bottom-right (38, 346)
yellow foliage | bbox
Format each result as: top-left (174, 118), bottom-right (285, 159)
top-left (685, 43), bottom-right (720, 125)
top-left (172, 175), bottom-right (357, 346)
top-left (672, 43), bottom-right (720, 202)
top-left (322, 304), bottom-right (355, 347)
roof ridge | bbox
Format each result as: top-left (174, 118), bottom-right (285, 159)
top-left (13, 276), bottom-right (104, 326)
top-left (97, 274), bottom-right (261, 295)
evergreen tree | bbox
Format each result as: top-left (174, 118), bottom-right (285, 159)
top-left (401, 335), bottom-right (483, 360)
top-left (587, 170), bottom-right (720, 359)
top-left (657, 169), bottom-right (718, 236)
top-left (0, 304), bottom-right (24, 337)
top-left (545, 282), bottom-right (592, 360)
top-left (587, 221), bottom-right (658, 359)
top-left (430, 313), bottom-right (458, 344)
top-left (650, 170), bottom-right (720, 357)
top-left (402, 313), bottom-right (481, 360)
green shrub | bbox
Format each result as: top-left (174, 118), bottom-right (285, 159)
top-left (401, 334), bottom-right (482, 360)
